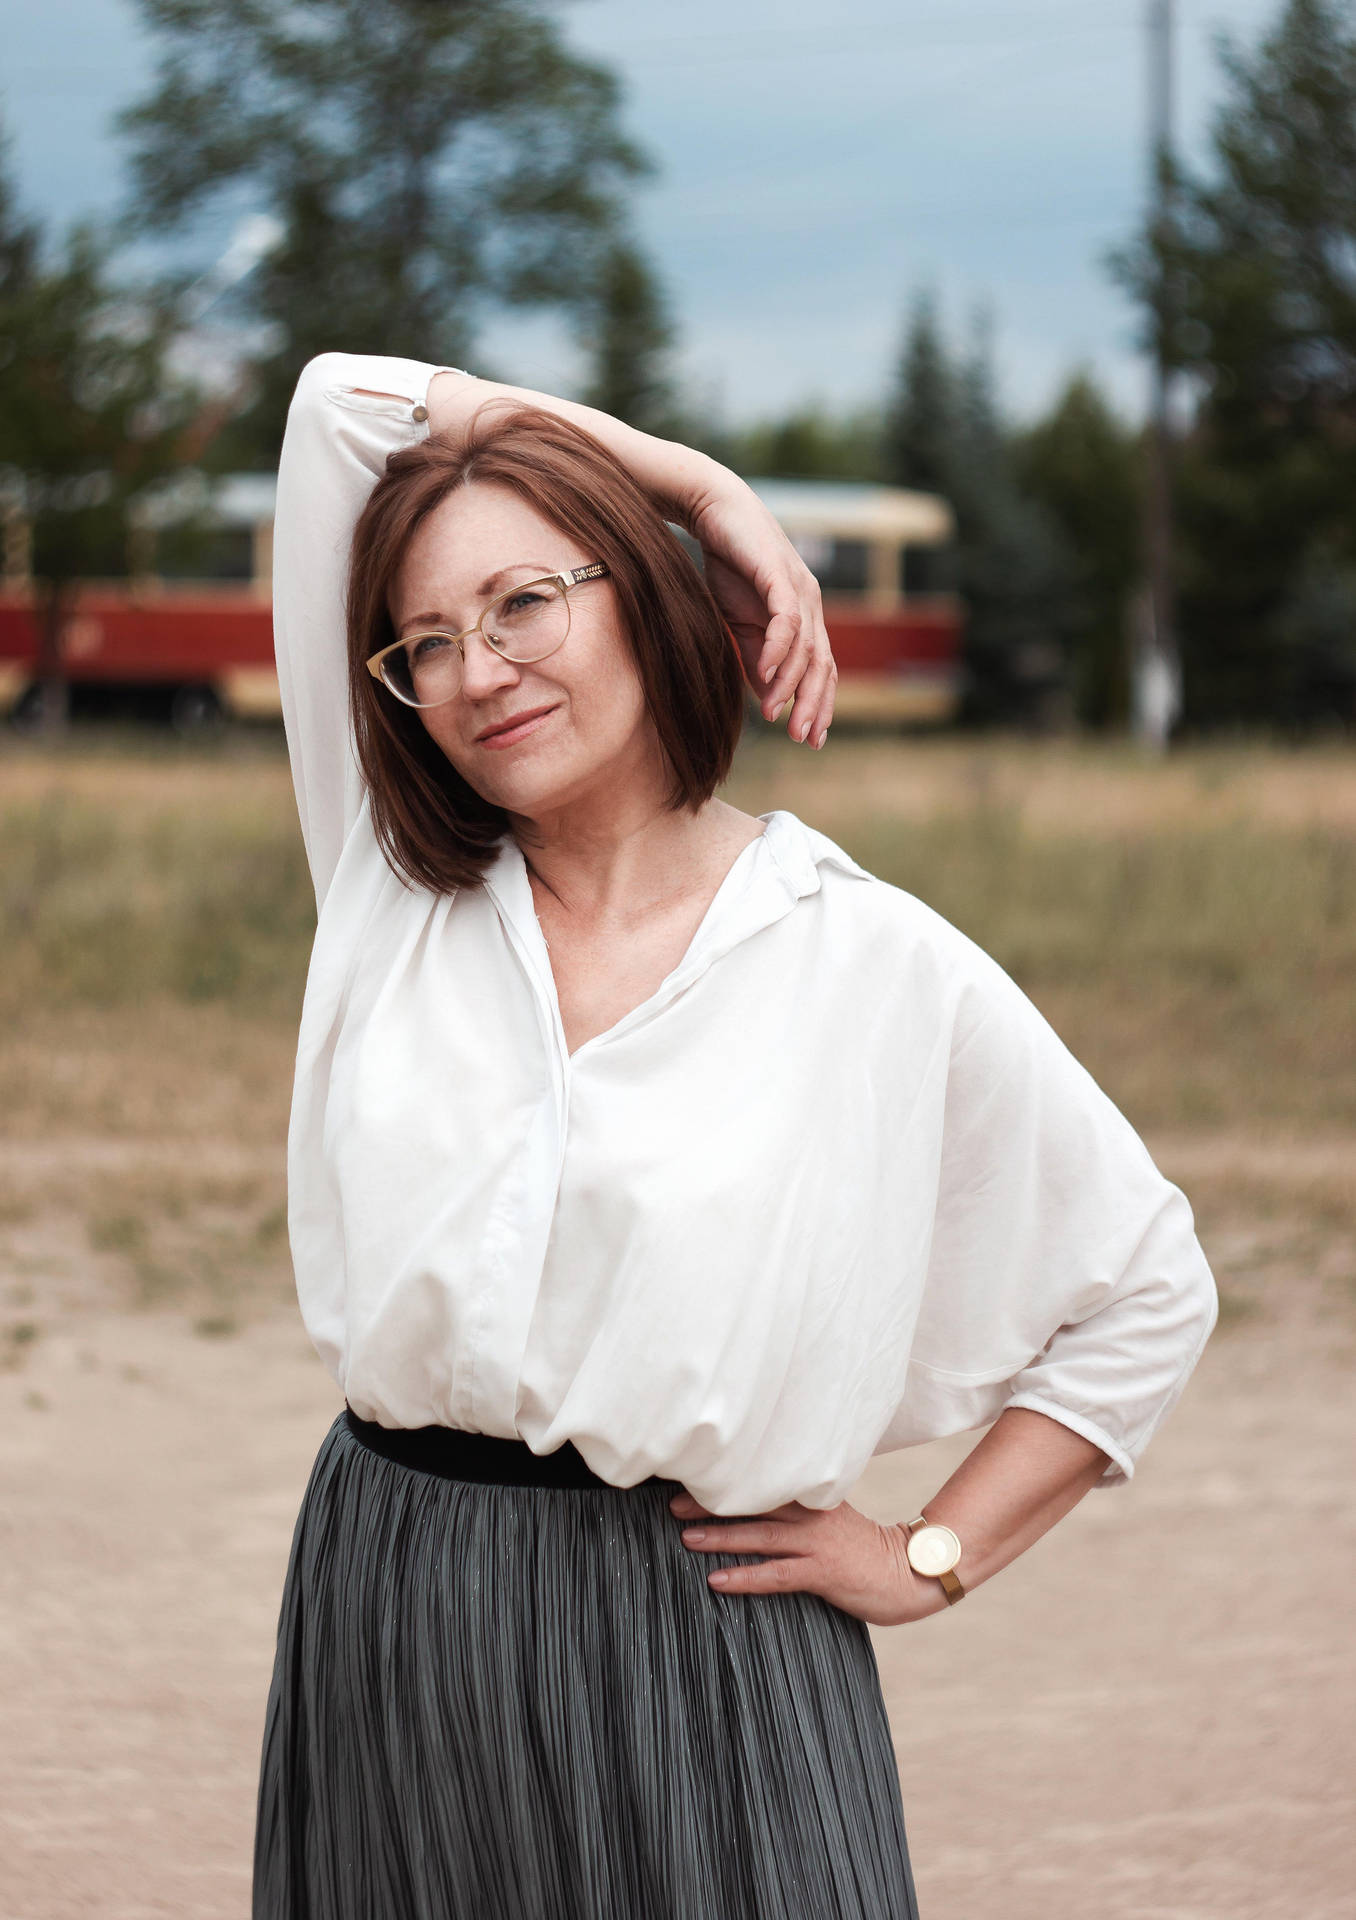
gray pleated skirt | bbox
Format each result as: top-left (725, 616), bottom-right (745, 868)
top-left (253, 1408), bottom-right (921, 1920)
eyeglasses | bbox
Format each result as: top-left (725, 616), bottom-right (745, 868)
top-left (366, 562), bottom-right (611, 710)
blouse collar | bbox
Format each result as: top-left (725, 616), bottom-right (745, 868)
top-left (480, 808), bottom-right (872, 1047)
top-left (483, 807), bottom-right (866, 936)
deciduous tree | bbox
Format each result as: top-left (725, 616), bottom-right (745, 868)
top-left (118, 0), bottom-right (650, 461)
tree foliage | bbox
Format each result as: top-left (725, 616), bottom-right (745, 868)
top-left (1115, 0), bottom-right (1356, 726)
top-left (577, 240), bottom-right (682, 436)
top-left (881, 290), bottom-right (951, 497)
top-left (708, 297), bottom-right (1135, 730)
top-left (1013, 373), bottom-right (1141, 729)
top-left (719, 406), bottom-right (883, 483)
top-left (883, 295), bottom-right (1076, 727)
top-left (118, 0), bottom-right (651, 461)
top-left (0, 130), bottom-right (203, 716)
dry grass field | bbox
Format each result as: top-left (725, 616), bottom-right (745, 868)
top-left (2, 726), bottom-right (1354, 1919)
top-left (3, 727), bottom-right (1352, 1340)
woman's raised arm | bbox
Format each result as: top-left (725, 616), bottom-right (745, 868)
top-left (273, 352), bottom-right (465, 910)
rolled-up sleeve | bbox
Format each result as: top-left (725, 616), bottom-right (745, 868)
top-left (915, 934), bottom-right (1219, 1487)
top-left (272, 351), bottom-right (467, 910)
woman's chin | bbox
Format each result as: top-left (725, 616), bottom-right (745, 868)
top-left (461, 758), bottom-right (587, 823)
top-left (442, 721), bottom-right (646, 824)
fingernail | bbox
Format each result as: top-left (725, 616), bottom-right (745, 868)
top-left (682, 1529), bottom-right (706, 1544)
top-left (763, 662), bottom-right (777, 684)
top-left (815, 727), bottom-right (828, 749)
top-left (708, 1570), bottom-right (729, 1587)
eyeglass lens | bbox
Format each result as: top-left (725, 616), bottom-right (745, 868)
top-left (383, 579), bottom-right (571, 708)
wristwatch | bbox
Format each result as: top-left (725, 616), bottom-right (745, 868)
top-left (902, 1513), bottom-right (966, 1604)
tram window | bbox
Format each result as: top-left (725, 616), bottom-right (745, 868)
top-left (902, 543), bottom-right (957, 595)
top-left (812, 539), bottom-right (869, 594)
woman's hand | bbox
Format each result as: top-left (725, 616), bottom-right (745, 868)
top-left (669, 1489), bottom-right (949, 1627)
top-left (685, 478), bottom-right (838, 750)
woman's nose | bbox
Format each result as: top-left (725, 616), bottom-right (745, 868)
top-left (458, 628), bottom-right (521, 699)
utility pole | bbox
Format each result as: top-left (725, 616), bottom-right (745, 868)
top-left (1133, 0), bottom-right (1183, 750)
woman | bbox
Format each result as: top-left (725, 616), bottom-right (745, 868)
top-left (254, 351), bottom-right (1218, 1920)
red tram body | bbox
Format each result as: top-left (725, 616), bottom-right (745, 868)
top-left (0, 475), bottom-right (962, 728)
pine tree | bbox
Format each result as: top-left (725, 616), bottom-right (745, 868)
top-left (578, 241), bottom-right (681, 436)
top-left (1014, 373), bottom-right (1141, 728)
top-left (883, 294), bottom-right (1075, 727)
top-left (882, 292), bottom-right (953, 495)
top-left (1114, 0), bottom-right (1356, 726)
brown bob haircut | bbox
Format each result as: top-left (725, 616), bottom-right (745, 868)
top-left (346, 402), bottom-right (747, 895)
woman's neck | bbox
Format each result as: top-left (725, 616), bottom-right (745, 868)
top-left (511, 793), bottom-right (763, 927)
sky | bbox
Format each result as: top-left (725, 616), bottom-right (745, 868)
top-left (2, 0), bottom-right (1284, 427)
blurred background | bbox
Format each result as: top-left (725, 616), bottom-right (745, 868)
top-left (1, 4), bottom-right (1352, 1918)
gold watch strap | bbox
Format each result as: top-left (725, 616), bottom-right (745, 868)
top-left (905, 1514), bottom-right (967, 1604)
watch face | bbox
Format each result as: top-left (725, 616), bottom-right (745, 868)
top-left (906, 1523), bottom-right (961, 1577)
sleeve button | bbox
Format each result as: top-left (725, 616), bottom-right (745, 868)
top-left (411, 403), bottom-right (429, 423)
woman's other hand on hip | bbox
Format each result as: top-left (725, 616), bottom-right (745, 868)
top-left (669, 1489), bottom-right (947, 1626)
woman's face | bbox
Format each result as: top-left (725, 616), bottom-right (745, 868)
top-left (388, 480), bottom-right (659, 821)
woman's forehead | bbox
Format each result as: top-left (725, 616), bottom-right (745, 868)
top-left (392, 482), bottom-right (572, 614)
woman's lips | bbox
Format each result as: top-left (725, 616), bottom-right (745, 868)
top-left (477, 706), bottom-right (559, 750)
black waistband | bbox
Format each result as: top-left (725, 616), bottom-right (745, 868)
top-left (343, 1406), bottom-right (672, 1492)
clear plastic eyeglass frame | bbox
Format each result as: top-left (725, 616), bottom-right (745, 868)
top-left (366, 561), bottom-right (611, 710)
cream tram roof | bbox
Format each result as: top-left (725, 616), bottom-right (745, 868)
top-left (744, 479), bottom-right (953, 546)
top-left (141, 472), bottom-right (955, 549)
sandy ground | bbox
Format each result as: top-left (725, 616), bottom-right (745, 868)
top-left (2, 1279), bottom-right (1353, 1920)
top-left (5, 738), bottom-right (1354, 1916)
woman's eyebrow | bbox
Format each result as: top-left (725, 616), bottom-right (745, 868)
top-left (399, 565), bottom-right (555, 635)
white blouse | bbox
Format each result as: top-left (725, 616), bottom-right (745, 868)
top-left (274, 351), bottom-right (1219, 1518)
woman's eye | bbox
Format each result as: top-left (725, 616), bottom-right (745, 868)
top-left (409, 634), bottom-right (453, 661)
top-left (501, 590), bottom-right (546, 616)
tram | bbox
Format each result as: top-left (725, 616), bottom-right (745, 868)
top-left (746, 477), bottom-right (961, 723)
top-left (0, 473), bottom-right (962, 730)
